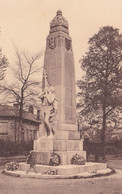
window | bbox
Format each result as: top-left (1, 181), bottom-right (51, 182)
top-left (33, 130), bottom-right (36, 140)
top-left (0, 122), bottom-right (8, 135)
top-left (30, 130), bottom-right (32, 140)
top-left (21, 129), bottom-right (24, 141)
top-left (26, 129), bottom-right (29, 140)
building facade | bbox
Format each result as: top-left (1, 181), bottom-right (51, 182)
top-left (0, 104), bottom-right (41, 142)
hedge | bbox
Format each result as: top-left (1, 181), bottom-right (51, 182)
top-left (0, 139), bottom-right (33, 157)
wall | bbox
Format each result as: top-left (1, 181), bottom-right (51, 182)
top-left (0, 117), bottom-right (39, 142)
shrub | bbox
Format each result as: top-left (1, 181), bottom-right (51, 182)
top-left (0, 138), bottom-right (33, 157)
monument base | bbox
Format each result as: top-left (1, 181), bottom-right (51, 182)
top-left (4, 162), bottom-right (113, 179)
top-left (19, 162), bottom-right (107, 175)
top-left (34, 134), bottom-right (86, 165)
top-left (33, 150), bottom-right (86, 165)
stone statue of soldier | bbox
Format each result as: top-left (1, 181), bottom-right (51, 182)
top-left (40, 70), bottom-right (58, 136)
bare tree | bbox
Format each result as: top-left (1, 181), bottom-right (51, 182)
top-left (0, 51), bottom-right (8, 81)
top-left (1, 48), bottom-right (43, 140)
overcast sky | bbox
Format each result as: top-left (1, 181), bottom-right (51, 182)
top-left (0, 0), bottom-right (122, 80)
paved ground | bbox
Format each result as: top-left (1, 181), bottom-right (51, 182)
top-left (0, 166), bottom-right (122, 194)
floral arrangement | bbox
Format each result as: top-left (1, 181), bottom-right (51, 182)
top-left (5, 161), bottom-right (19, 171)
top-left (88, 169), bottom-right (97, 174)
top-left (71, 154), bottom-right (85, 165)
top-left (42, 169), bottom-right (58, 175)
top-left (49, 152), bottom-right (61, 166)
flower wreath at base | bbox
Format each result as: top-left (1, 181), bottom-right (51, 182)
top-left (42, 169), bottom-right (58, 175)
top-left (71, 154), bottom-right (85, 165)
top-left (5, 161), bottom-right (19, 171)
top-left (49, 152), bottom-right (61, 166)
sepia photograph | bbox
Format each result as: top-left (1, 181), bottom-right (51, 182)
top-left (0, 0), bottom-right (122, 193)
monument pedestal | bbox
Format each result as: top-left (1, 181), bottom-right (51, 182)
top-left (34, 130), bottom-right (86, 165)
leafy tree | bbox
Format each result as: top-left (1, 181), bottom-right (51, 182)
top-left (77, 26), bottom-right (122, 159)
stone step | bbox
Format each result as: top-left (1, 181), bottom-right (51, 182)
top-left (19, 162), bottom-right (107, 175)
top-left (4, 168), bottom-right (112, 179)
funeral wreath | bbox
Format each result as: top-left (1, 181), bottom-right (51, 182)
top-left (49, 152), bottom-right (61, 166)
top-left (71, 154), bottom-right (85, 165)
top-left (5, 161), bottom-right (19, 171)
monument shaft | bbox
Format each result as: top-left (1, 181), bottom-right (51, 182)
top-left (43, 10), bottom-right (76, 130)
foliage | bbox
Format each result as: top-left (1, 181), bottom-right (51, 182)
top-left (0, 55), bottom-right (8, 81)
top-left (49, 152), bottom-right (61, 166)
top-left (71, 154), bottom-right (85, 165)
top-left (84, 141), bottom-right (122, 161)
top-left (84, 142), bottom-right (104, 161)
top-left (5, 161), bottom-right (19, 171)
top-left (17, 140), bottom-right (33, 155)
top-left (77, 26), bottom-right (122, 158)
top-left (0, 138), bottom-right (33, 157)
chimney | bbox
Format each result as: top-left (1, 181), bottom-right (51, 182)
top-left (29, 105), bottom-right (34, 114)
top-left (37, 110), bottom-right (40, 120)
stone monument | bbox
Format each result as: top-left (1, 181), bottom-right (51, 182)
top-left (6, 11), bottom-right (108, 178)
top-left (34, 10), bottom-right (86, 165)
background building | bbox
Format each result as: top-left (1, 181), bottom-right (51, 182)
top-left (0, 104), bottom-right (41, 142)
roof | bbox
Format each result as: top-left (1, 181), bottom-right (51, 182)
top-left (0, 105), bottom-right (41, 124)
top-left (112, 129), bottom-right (122, 140)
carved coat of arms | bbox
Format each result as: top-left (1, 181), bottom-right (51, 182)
top-left (49, 37), bottom-right (57, 49)
top-left (65, 38), bottom-right (71, 50)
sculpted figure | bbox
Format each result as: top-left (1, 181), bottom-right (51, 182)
top-left (40, 70), bottom-right (58, 136)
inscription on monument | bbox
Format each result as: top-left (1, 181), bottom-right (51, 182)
top-left (64, 54), bottom-right (74, 87)
top-left (65, 107), bottom-right (73, 122)
top-left (65, 88), bottom-right (73, 106)
top-left (46, 55), bottom-right (56, 85)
